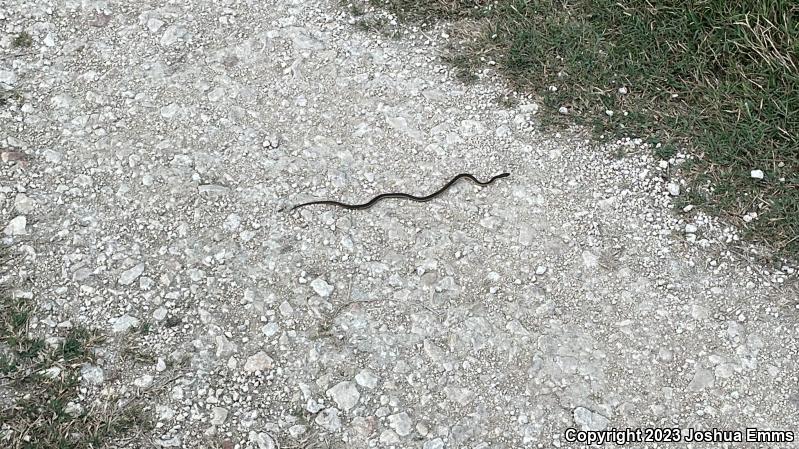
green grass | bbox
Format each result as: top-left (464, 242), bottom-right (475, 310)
top-left (1, 248), bottom-right (153, 448)
top-left (11, 32), bottom-right (33, 49)
top-left (352, 0), bottom-right (799, 259)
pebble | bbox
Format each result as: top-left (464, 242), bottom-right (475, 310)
top-left (43, 149), bottom-right (63, 163)
top-left (0, 70), bottom-right (17, 87)
top-left (279, 301), bottom-right (293, 316)
top-left (154, 437), bottom-right (182, 447)
top-left (80, 364), bottom-right (105, 385)
top-left (261, 322), bottom-right (279, 337)
top-left (388, 412), bottom-right (413, 436)
top-left (64, 402), bottom-right (84, 417)
top-left (248, 432), bottom-right (276, 449)
top-left (688, 368), bottom-right (715, 390)
top-left (211, 407), bottom-right (229, 425)
top-left (573, 406), bottom-right (609, 431)
top-left (198, 184), bottom-right (230, 195)
top-left (379, 430), bottom-right (400, 444)
top-left (14, 194), bottom-right (34, 213)
top-left (160, 25), bottom-right (189, 46)
top-left (310, 278), bottom-right (334, 297)
top-left (171, 386), bottom-right (184, 401)
top-left (355, 369), bottom-right (378, 389)
top-left (119, 263), bottom-right (145, 285)
top-left (215, 335), bottom-right (238, 358)
top-left (244, 351), bottom-right (274, 373)
top-left (223, 213), bottom-right (241, 232)
top-left (327, 381), bottom-right (360, 411)
top-left (288, 424), bottom-right (307, 437)
top-left (160, 103), bottom-right (180, 119)
top-left (314, 407), bottom-right (341, 431)
top-left (112, 314), bottom-right (140, 333)
top-left (424, 438), bottom-right (446, 449)
top-left (153, 307), bottom-right (168, 321)
top-left (43, 367), bottom-right (62, 378)
top-left (750, 169), bottom-right (764, 179)
top-left (3, 216), bottom-right (27, 235)
top-left (134, 374), bottom-right (154, 388)
top-left (147, 18), bottom-right (165, 33)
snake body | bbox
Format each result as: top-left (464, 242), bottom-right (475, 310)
top-left (288, 172), bottom-right (509, 211)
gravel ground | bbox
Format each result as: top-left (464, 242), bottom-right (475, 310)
top-left (1, 1), bottom-right (798, 448)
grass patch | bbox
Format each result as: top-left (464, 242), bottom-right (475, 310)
top-left (12, 32), bottom-right (33, 49)
top-left (358, 0), bottom-right (799, 259)
top-left (0, 90), bottom-right (24, 107)
top-left (359, 0), bottom-right (493, 21)
top-left (0, 250), bottom-right (153, 448)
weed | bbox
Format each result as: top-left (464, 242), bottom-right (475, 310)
top-left (0, 246), bottom-right (153, 448)
top-left (164, 315), bottom-right (181, 328)
top-left (12, 32), bottom-right (33, 48)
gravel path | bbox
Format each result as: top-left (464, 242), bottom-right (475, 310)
top-left (2, 1), bottom-right (797, 448)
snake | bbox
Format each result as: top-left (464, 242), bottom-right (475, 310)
top-left (286, 172), bottom-right (510, 211)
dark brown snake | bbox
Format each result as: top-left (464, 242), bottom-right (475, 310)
top-left (286, 172), bottom-right (510, 211)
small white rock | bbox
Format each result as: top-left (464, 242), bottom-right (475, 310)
top-left (134, 374), bottom-right (154, 388)
top-left (355, 369), bottom-right (378, 389)
top-left (327, 381), bottom-right (360, 411)
top-left (424, 438), bottom-right (446, 449)
top-left (388, 412), bottom-right (413, 436)
top-left (119, 263), bottom-right (145, 285)
top-left (618, 86), bottom-right (628, 94)
top-left (80, 364), bottom-right (105, 385)
top-left (171, 386), bottom-right (184, 400)
top-left (244, 351), bottom-right (274, 373)
top-left (43, 149), bottom-right (63, 163)
top-left (279, 301), bottom-right (293, 316)
top-left (160, 103), bottom-right (180, 119)
top-left (153, 307), bottom-right (168, 321)
top-left (288, 424), bottom-right (307, 438)
top-left (667, 182), bottom-right (680, 196)
top-left (211, 407), bottom-right (229, 425)
top-left (573, 406), bottom-right (609, 431)
top-left (685, 224), bottom-right (698, 233)
top-left (64, 402), bottom-right (84, 417)
top-left (248, 431), bottom-right (277, 449)
top-left (42, 367), bottom-right (62, 379)
top-left (223, 213), bottom-right (241, 232)
top-left (751, 169), bottom-right (764, 179)
top-left (0, 70), bottom-right (17, 87)
top-left (261, 322), bottom-right (279, 337)
top-left (558, 106), bottom-right (569, 115)
top-left (112, 314), bottom-right (140, 333)
top-left (147, 18), bottom-right (165, 33)
top-left (3, 216), bottom-right (27, 235)
top-left (314, 408), bottom-right (341, 431)
top-left (310, 278), bottom-right (334, 297)
top-left (14, 194), bottom-right (35, 214)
